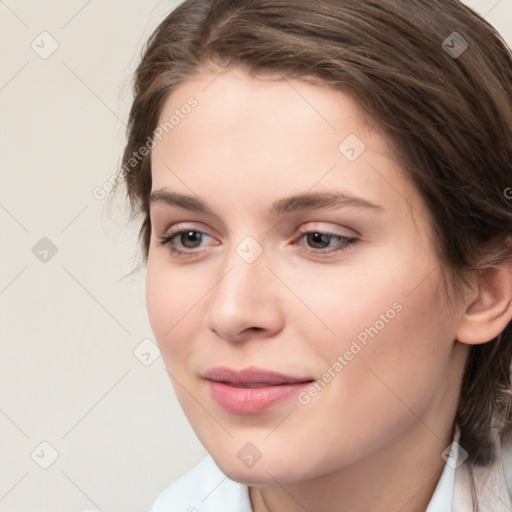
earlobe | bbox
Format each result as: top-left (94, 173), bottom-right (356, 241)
top-left (456, 265), bottom-right (512, 345)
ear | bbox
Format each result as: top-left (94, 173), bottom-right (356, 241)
top-left (456, 264), bottom-right (512, 345)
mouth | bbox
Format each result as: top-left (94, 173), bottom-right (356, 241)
top-left (218, 381), bottom-right (297, 388)
top-left (202, 366), bottom-right (315, 414)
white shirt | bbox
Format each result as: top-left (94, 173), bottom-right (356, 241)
top-left (151, 428), bottom-right (512, 512)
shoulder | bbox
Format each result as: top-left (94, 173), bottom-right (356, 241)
top-left (150, 455), bottom-right (252, 512)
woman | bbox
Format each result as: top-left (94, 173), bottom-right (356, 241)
top-left (118, 0), bottom-right (512, 510)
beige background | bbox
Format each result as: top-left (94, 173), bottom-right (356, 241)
top-left (0, 1), bottom-right (511, 510)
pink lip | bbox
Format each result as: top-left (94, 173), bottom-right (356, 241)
top-left (203, 366), bottom-right (314, 414)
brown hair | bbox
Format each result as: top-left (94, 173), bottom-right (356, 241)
top-left (118, 0), bottom-right (512, 472)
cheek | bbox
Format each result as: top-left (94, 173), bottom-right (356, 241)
top-left (289, 246), bottom-right (452, 395)
top-left (145, 262), bottom-right (173, 340)
top-left (145, 258), bottom-right (195, 351)
top-left (282, 250), bottom-right (423, 353)
top-left (317, 272), bottom-right (452, 430)
top-left (290, 276), bottom-right (453, 466)
top-left (145, 256), bottom-right (215, 377)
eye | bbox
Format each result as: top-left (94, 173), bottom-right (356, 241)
top-left (157, 228), bottom-right (217, 256)
top-left (296, 230), bottom-right (359, 256)
top-left (156, 225), bottom-right (359, 258)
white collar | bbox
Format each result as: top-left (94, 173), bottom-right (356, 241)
top-left (428, 425), bottom-right (512, 512)
top-left (426, 425), bottom-right (460, 512)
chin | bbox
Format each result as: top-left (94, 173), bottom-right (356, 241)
top-left (227, 470), bottom-right (276, 486)
top-left (213, 453), bottom-right (309, 486)
top-left (227, 468), bottom-right (308, 487)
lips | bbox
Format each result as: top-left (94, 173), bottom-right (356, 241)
top-left (203, 366), bottom-right (313, 386)
top-left (203, 366), bottom-right (315, 414)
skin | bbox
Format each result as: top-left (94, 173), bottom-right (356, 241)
top-left (145, 64), bottom-right (487, 511)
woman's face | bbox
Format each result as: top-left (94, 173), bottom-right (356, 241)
top-left (146, 65), bottom-right (467, 484)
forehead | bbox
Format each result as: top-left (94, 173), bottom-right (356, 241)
top-left (154, 65), bottom-right (386, 157)
top-left (149, 66), bottom-right (421, 221)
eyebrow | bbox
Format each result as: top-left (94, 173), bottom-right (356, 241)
top-left (149, 189), bottom-right (383, 215)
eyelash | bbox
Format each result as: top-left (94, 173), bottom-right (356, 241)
top-left (157, 226), bottom-right (359, 258)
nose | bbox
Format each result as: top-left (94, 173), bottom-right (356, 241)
top-left (206, 245), bottom-right (285, 343)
